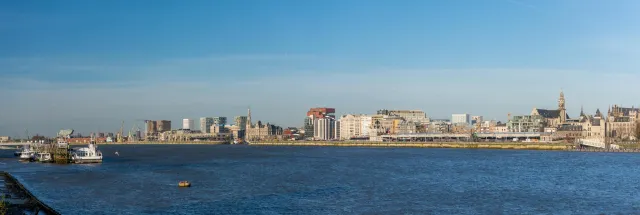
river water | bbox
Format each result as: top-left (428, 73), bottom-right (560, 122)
top-left (1, 145), bottom-right (640, 214)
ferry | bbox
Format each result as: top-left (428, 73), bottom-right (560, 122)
top-left (18, 145), bottom-right (35, 161)
top-left (71, 136), bottom-right (103, 164)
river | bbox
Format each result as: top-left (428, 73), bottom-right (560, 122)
top-left (1, 145), bottom-right (640, 214)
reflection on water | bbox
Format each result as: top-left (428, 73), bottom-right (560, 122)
top-left (2, 145), bottom-right (640, 214)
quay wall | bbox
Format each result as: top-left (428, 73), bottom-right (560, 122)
top-left (1, 171), bottom-right (61, 215)
top-left (70, 141), bottom-right (228, 145)
top-left (249, 141), bottom-right (573, 151)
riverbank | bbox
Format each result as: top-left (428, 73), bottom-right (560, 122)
top-left (0, 171), bottom-right (60, 215)
top-left (249, 141), bottom-right (573, 151)
top-left (70, 141), bottom-right (228, 145)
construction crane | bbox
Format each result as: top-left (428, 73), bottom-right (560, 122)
top-left (133, 119), bottom-right (149, 141)
top-left (117, 120), bottom-right (124, 143)
top-left (128, 121), bottom-right (143, 142)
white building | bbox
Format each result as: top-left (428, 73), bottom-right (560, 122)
top-left (315, 117), bottom-right (336, 140)
top-left (360, 115), bottom-right (372, 137)
top-left (339, 114), bottom-right (374, 140)
top-left (339, 114), bottom-right (361, 140)
top-left (200, 117), bottom-right (213, 133)
top-left (182, 119), bottom-right (194, 130)
top-left (452, 114), bottom-right (470, 125)
top-left (390, 110), bottom-right (430, 124)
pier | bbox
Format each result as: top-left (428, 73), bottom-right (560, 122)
top-left (0, 172), bottom-right (60, 215)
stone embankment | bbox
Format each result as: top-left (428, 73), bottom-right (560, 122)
top-left (250, 141), bottom-right (572, 151)
top-left (0, 172), bottom-right (60, 215)
top-left (70, 141), bottom-right (228, 145)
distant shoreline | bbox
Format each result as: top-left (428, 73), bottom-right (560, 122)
top-left (70, 141), bottom-right (228, 145)
top-left (61, 141), bottom-right (640, 153)
top-left (249, 141), bottom-right (573, 151)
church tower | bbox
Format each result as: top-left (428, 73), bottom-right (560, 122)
top-left (247, 107), bottom-right (252, 130)
top-left (558, 90), bottom-right (566, 123)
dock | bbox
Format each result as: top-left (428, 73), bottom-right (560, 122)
top-left (0, 171), bottom-right (60, 215)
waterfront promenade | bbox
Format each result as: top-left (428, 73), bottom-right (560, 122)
top-left (249, 141), bottom-right (573, 151)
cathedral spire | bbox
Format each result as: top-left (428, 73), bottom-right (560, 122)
top-left (580, 105), bottom-right (585, 117)
top-left (247, 106), bottom-right (252, 129)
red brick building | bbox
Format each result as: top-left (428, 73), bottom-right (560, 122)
top-left (307, 108), bottom-right (335, 118)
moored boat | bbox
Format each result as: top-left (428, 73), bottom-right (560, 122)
top-left (18, 145), bottom-right (34, 161)
top-left (71, 136), bottom-right (103, 164)
top-left (34, 152), bottom-right (53, 163)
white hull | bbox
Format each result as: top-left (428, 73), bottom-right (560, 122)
top-left (73, 158), bottom-right (103, 164)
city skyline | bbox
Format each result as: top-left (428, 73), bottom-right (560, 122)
top-left (2, 0), bottom-right (640, 136)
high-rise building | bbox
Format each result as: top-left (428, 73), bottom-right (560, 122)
top-left (235, 116), bottom-right (248, 129)
top-left (306, 107), bottom-right (336, 139)
top-left (334, 120), bottom-right (340, 140)
top-left (315, 117), bottom-right (336, 140)
top-left (304, 116), bottom-right (315, 139)
top-left (146, 120), bottom-right (158, 136)
top-left (451, 114), bottom-right (470, 125)
top-left (182, 118), bottom-right (194, 130)
top-left (360, 115), bottom-right (372, 137)
top-left (307, 107), bottom-right (335, 119)
top-left (213, 117), bottom-right (227, 127)
top-left (157, 120), bottom-right (171, 132)
top-left (200, 117), bottom-right (214, 134)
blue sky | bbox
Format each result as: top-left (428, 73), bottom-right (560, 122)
top-left (1, 0), bottom-right (640, 136)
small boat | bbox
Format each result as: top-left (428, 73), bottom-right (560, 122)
top-left (34, 153), bottom-right (53, 163)
top-left (178, 181), bottom-right (191, 187)
top-left (18, 145), bottom-right (35, 161)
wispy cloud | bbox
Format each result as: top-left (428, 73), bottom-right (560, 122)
top-left (0, 53), bottom-right (319, 89)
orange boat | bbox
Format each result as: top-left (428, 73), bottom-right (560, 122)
top-left (178, 181), bottom-right (191, 187)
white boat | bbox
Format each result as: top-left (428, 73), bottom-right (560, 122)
top-left (35, 152), bottom-right (53, 163)
top-left (18, 145), bottom-right (35, 161)
top-left (71, 137), bottom-right (103, 164)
